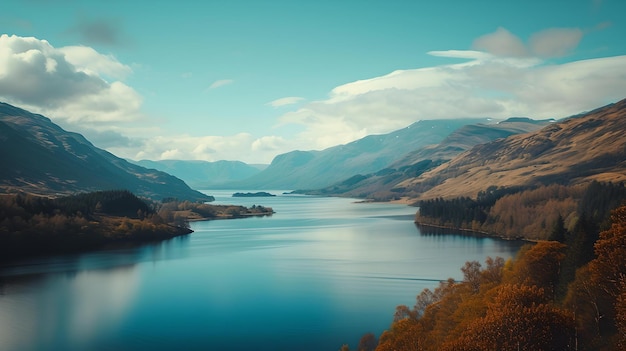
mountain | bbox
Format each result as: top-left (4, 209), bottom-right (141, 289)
top-left (0, 102), bottom-right (212, 202)
top-left (391, 117), bottom-right (554, 168)
top-left (305, 118), bottom-right (552, 200)
top-left (132, 159), bottom-right (266, 189)
top-left (232, 118), bottom-right (495, 190)
top-left (397, 99), bottom-right (626, 200)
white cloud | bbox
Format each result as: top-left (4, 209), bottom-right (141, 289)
top-left (208, 79), bottom-right (234, 89)
top-left (279, 104), bottom-right (371, 150)
top-left (269, 26), bottom-right (626, 155)
top-left (2, 29), bottom-right (623, 166)
top-left (277, 46), bottom-right (626, 152)
top-left (328, 67), bottom-right (452, 98)
top-left (160, 149), bottom-right (183, 160)
top-left (251, 135), bottom-right (287, 151)
top-left (428, 50), bottom-right (492, 60)
top-left (0, 34), bottom-right (142, 125)
top-left (267, 96), bottom-right (305, 107)
top-left (59, 45), bottom-right (132, 80)
top-left (513, 55), bottom-right (626, 109)
top-left (112, 132), bottom-right (287, 164)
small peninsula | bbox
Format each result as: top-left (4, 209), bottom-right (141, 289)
top-left (232, 191), bottom-right (276, 197)
top-left (0, 190), bottom-right (274, 261)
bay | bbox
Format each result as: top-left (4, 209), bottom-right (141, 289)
top-left (0, 191), bottom-right (526, 351)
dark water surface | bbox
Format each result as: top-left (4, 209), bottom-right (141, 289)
top-left (0, 191), bottom-right (526, 351)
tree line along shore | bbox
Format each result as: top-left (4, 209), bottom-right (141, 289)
top-left (0, 190), bottom-right (273, 260)
top-left (341, 181), bottom-right (626, 350)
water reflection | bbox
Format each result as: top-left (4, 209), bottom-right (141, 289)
top-left (0, 193), bottom-right (526, 351)
top-left (0, 264), bottom-right (139, 351)
top-left (416, 223), bottom-right (528, 246)
top-left (0, 235), bottom-right (191, 279)
top-left (0, 235), bottom-right (194, 351)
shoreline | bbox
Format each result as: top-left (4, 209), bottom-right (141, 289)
top-left (0, 225), bottom-right (193, 264)
top-left (187, 210), bottom-right (275, 222)
top-left (414, 221), bottom-right (532, 242)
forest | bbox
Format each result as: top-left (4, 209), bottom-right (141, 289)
top-left (342, 204), bottom-right (626, 351)
top-left (416, 181), bottom-right (626, 240)
top-left (0, 190), bottom-right (273, 260)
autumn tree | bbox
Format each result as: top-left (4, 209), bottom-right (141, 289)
top-left (393, 304), bottom-right (416, 322)
top-left (579, 205), bottom-right (626, 346)
top-left (461, 260), bottom-right (482, 293)
top-left (480, 256), bottom-right (505, 287)
top-left (589, 205), bottom-right (626, 299)
top-left (507, 241), bottom-right (565, 298)
top-left (357, 333), bottom-right (377, 351)
top-left (561, 205), bottom-right (626, 349)
top-left (556, 213), bottom-right (599, 299)
top-left (441, 284), bottom-right (575, 351)
top-left (548, 214), bottom-right (567, 242)
top-left (376, 318), bottom-right (424, 351)
top-left (413, 288), bottom-right (436, 319)
top-left (366, 204), bottom-right (626, 351)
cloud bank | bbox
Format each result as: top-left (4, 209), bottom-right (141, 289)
top-left (0, 34), bottom-right (142, 125)
top-left (276, 27), bottom-right (626, 151)
top-left (1, 27), bottom-right (625, 165)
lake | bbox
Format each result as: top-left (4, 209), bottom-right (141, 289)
top-left (0, 191), bottom-right (526, 351)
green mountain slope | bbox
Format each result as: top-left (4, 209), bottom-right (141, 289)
top-left (0, 102), bottom-right (211, 202)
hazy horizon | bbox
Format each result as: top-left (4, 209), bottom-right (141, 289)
top-left (2, 0), bottom-right (626, 164)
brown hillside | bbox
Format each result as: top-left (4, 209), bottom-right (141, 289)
top-left (399, 98), bottom-right (626, 200)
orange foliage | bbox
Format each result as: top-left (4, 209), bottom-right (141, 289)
top-left (589, 206), bottom-right (626, 298)
top-left (373, 246), bottom-right (573, 351)
top-left (441, 284), bottom-right (575, 351)
top-left (507, 241), bottom-right (565, 296)
top-left (376, 318), bottom-right (424, 351)
top-left (486, 184), bottom-right (582, 239)
top-left (367, 206), bottom-right (626, 350)
top-left (564, 205), bottom-right (626, 348)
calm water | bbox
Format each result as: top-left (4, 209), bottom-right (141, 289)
top-left (0, 191), bottom-right (526, 351)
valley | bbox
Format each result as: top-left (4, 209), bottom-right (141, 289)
top-left (1, 98), bottom-right (626, 350)
top-left (2, 3), bottom-right (626, 349)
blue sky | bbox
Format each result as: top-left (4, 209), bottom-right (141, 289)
top-left (1, 0), bottom-right (626, 163)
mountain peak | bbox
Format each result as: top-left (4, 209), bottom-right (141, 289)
top-left (399, 97), bottom-right (626, 200)
top-left (0, 102), bottom-right (211, 201)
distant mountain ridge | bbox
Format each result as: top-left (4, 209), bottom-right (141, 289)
top-left (305, 117), bottom-right (552, 199)
top-left (391, 117), bottom-right (554, 168)
top-left (398, 99), bottom-right (626, 200)
top-left (132, 159), bottom-right (265, 189)
top-left (231, 118), bottom-right (496, 190)
top-left (0, 102), bottom-right (211, 202)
